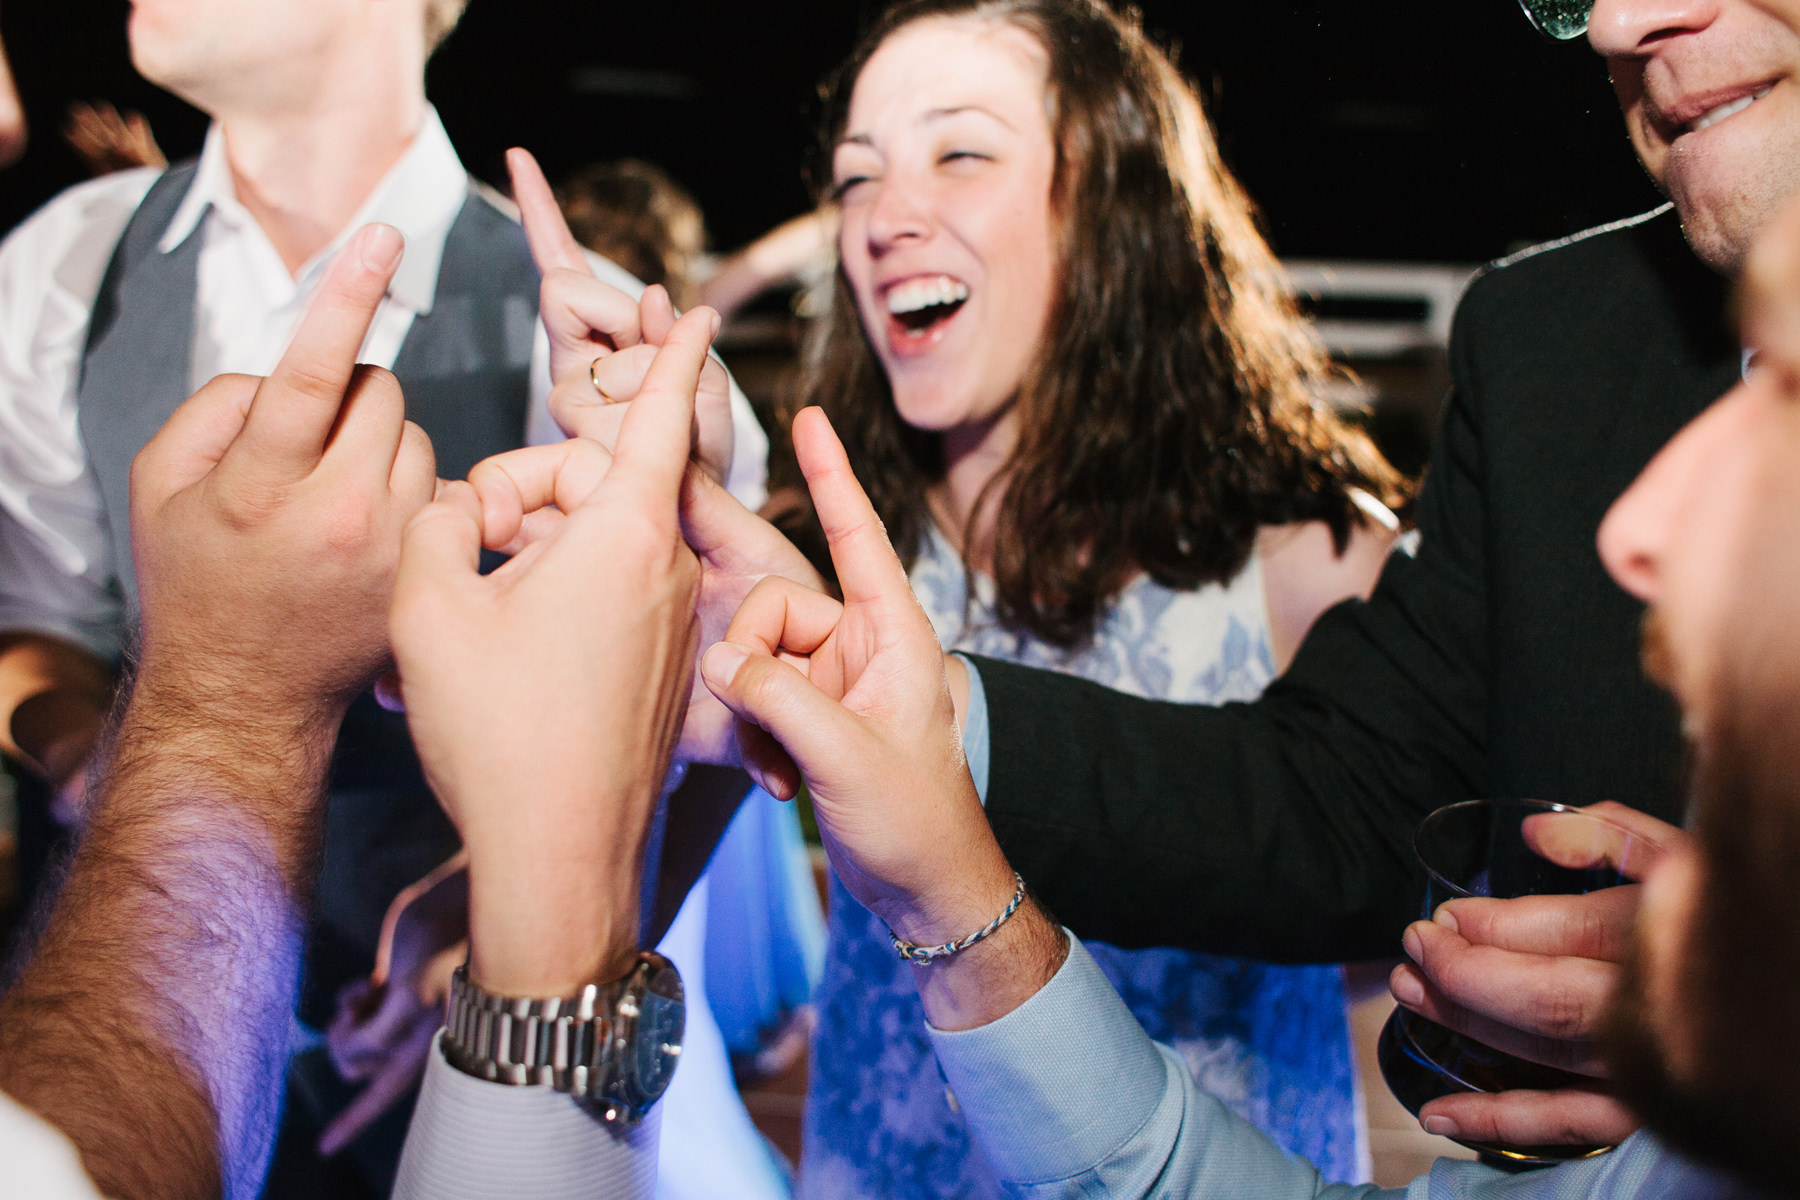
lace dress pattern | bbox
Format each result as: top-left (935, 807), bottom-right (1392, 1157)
top-left (800, 527), bottom-right (1364, 1198)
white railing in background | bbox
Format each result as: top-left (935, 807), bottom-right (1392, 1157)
top-left (1283, 260), bottom-right (1479, 358)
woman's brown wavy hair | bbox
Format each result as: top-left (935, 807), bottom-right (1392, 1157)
top-left (786, 0), bottom-right (1412, 647)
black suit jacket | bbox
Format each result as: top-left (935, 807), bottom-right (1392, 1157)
top-left (974, 207), bottom-right (1742, 963)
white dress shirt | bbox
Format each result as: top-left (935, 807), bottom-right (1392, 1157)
top-left (397, 1037), bottom-right (660, 1200)
top-left (0, 1090), bottom-right (105, 1199)
top-left (0, 106), bottom-right (768, 660)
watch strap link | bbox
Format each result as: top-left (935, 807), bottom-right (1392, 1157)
top-left (442, 965), bottom-right (620, 1093)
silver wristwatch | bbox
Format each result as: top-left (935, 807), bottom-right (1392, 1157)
top-left (441, 951), bottom-right (684, 1125)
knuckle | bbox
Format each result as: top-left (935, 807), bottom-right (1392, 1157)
top-left (280, 357), bottom-right (344, 402)
top-left (1534, 981), bottom-right (1599, 1040)
top-left (317, 492), bottom-right (386, 555)
top-left (218, 482), bottom-right (290, 531)
top-left (1572, 904), bottom-right (1616, 959)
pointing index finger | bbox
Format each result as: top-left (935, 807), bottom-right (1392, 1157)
top-left (227, 223), bottom-right (403, 482)
top-left (507, 147), bottom-right (591, 277)
top-left (793, 406), bottom-right (912, 607)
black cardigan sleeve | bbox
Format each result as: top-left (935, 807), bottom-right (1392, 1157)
top-left (976, 276), bottom-right (1498, 965)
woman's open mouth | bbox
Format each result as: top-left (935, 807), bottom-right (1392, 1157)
top-left (883, 274), bottom-right (969, 354)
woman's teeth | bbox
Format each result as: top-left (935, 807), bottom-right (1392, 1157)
top-left (1691, 87), bottom-right (1772, 133)
top-left (886, 276), bottom-right (970, 315)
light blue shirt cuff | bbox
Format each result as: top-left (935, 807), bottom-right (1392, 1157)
top-left (394, 1033), bottom-right (660, 1200)
top-left (927, 935), bottom-right (1170, 1186)
top-left (955, 652), bottom-right (990, 804)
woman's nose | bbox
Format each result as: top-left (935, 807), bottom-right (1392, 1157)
top-left (864, 174), bottom-right (932, 256)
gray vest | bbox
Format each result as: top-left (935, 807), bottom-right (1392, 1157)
top-left (75, 163), bottom-right (540, 1002)
top-left (78, 161), bottom-right (540, 612)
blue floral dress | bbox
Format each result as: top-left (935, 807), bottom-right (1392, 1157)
top-left (800, 525), bottom-right (1366, 1197)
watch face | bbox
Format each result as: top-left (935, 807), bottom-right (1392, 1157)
top-left (629, 960), bottom-right (686, 1105)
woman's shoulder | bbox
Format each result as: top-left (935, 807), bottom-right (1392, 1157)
top-left (1256, 510), bottom-right (1398, 670)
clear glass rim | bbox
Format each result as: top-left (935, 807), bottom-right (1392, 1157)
top-left (1413, 797), bottom-right (1656, 901)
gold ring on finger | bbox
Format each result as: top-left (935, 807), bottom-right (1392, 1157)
top-left (590, 356), bottom-right (620, 404)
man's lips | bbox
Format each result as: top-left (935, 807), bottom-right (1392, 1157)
top-left (1649, 80), bottom-right (1778, 139)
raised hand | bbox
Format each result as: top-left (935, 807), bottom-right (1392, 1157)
top-left (508, 146), bottom-right (734, 483)
top-left (0, 224), bottom-right (433, 1200)
top-left (132, 222), bottom-right (435, 720)
top-left (388, 306), bottom-right (717, 997)
top-left (467, 399), bottom-right (825, 768)
top-left (1389, 801), bottom-right (1686, 1149)
top-left (699, 408), bottom-right (1063, 1030)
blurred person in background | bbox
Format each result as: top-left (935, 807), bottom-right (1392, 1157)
top-left (0, 0), bottom-right (767, 1195)
top-left (0, 2), bottom-right (23, 169)
top-left (557, 158), bottom-right (839, 328)
top-left (63, 100), bottom-right (166, 176)
top-left (698, 210), bottom-right (839, 326)
top-left (559, 160), bottom-right (706, 311)
top-left (777, 1), bottom-right (1410, 1193)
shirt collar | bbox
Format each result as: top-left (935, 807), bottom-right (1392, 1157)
top-left (156, 105), bottom-right (469, 316)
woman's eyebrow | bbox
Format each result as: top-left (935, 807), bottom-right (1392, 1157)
top-left (838, 103), bottom-right (1020, 150)
top-left (923, 104), bottom-right (1018, 132)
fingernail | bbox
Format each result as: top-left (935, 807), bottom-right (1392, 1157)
top-left (1433, 904), bottom-right (1460, 934)
top-left (708, 308), bottom-right (722, 338)
top-left (701, 641), bottom-right (751, 689)
top-left (1402, 924), bottom-right (1425, 962)
top-left (1421, 1115), bottom-right (1459, 1138)
top-left (1390, 967), bottom-right (1424, 1008)
top-left (360, 223), bottom-right (405, 272)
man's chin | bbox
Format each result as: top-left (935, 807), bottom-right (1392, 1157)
top-left (1663, 147), bottom-right (1800, 277)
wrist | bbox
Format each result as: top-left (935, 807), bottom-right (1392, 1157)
top-left (913, 901), bottom-right (1068, 1032)
top-left (872, 841), bottom-right (1019, 950)
top-left (465, 849), bottom-right (640, 997)
top-left (127, 661), bottom-right (340, 752)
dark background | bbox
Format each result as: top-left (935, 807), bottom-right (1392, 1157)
top-left (4, 0), bottom-right (1664, 263)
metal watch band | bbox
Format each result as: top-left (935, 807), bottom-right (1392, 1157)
top-left (441, 950), bottom-right (683, 1125)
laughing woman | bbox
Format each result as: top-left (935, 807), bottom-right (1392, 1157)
top-left (789, 1), bottom-right (1412, 1195)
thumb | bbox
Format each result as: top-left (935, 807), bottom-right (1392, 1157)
top-left (701, 641), bottom-right (860, 792)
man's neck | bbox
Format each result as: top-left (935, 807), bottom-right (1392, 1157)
top-left (217, 89), bottom-right (425, 277)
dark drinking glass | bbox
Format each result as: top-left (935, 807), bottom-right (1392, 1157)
top-left (1377, 799), bottom-right (1661, 1166)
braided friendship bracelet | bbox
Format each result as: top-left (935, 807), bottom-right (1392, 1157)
top-left (889, 872), bottom-right (1027, 965)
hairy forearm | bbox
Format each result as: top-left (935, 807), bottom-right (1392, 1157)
top-left (0, 683), bottom-right (338, 1200)
top-left (0, 633), bottom-right (116, 776)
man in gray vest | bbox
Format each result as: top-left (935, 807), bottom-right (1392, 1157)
top-left (0, 0), bottom-right (767, 1190)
